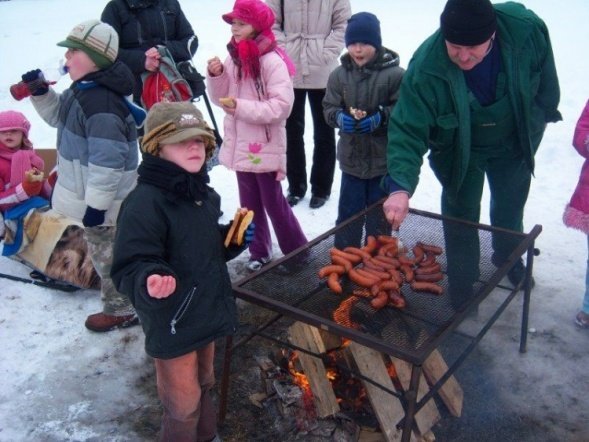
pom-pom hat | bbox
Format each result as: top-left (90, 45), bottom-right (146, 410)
top-left (57, 19), bottom-right (119, 69)
top-left (222, 0), bottom-right (275, 33)
top-left (440, 0), bottom-right (497, 46)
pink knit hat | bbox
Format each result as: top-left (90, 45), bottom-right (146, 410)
top-left (222, 0), bottom-right (275, 33)
top-left (0, 110), bottom-right (31, 138)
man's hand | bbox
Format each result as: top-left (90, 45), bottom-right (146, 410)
top-left (383, 192), bottom-right (409, 230)
top-left (147, 274), bottom-right (176, 299)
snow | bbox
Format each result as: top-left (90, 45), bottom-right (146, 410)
top-left (0, 0), bottom-right (588, 441)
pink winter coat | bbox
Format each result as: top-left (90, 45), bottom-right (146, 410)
top-left (563, 100), bottom-right (589, 234)
top-left (207, 51), bottom-right (294, 180)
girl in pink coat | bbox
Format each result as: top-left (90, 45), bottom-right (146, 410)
top-left (563, 99), bottom-right (589, 328)
top-left (0, 111), bottom-right (52, 214)
top-left (207, 0), bottom-right (307, 271)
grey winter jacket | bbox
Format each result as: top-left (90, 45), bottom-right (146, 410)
top-left (267, 0), bottom-right (351, 89)
top-left (31, 62), bottom-right (139, 225)
top-left (323, 47), bottom-right (405, 179)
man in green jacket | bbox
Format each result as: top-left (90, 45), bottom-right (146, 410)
top-left (382, 0), bottom-right (561, 295)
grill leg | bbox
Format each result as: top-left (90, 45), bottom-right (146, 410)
top-left (520, 246), bottom-right (535, 353)
top-left (218, 335), bottom-right (233, 424)
top-left (401, 364), bottom-right (421, 442)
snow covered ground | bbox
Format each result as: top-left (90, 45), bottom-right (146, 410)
top-left (0, 1), bottom-right (588, 441)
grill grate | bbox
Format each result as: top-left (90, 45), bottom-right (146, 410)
top-left (234, 202), bottom-right (537, 364)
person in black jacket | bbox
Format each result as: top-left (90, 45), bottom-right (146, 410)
top-left (111, 102), bottom-right (252, 441)
top-left (101, 0), bottom-right (198, 104)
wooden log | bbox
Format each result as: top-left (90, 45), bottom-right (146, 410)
top-left (422, 349), bottom-right (463, 417)
top-left (390, 357), bottom-right (440, 438)
top-left (348, 342), bottom-right (406, 442)
top-left (287, 322), bottom-right (340, 417)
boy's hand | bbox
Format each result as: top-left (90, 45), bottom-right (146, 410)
top-left (147, 274), bottom-right (176, 299)
top-left (357, 110), bottom-right (383, 134)
top-left (21, 69), bottom-right (49, 96)
top-left (82, 206), bottom-right (106, 227)
top-left (336, 111), bottom-right (356, 134)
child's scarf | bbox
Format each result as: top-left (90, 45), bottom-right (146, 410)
top-left (227, 29), bottom-right (296, 80)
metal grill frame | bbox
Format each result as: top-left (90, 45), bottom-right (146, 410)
top-left (222, 202), bottom-right (541, 441)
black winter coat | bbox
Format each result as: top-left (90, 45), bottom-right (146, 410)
top-left (101, 0), bottom-right (198, 101)
top-left (111, 155), bottom-right (241, 359)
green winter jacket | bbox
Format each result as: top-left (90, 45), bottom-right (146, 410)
top-left (386, 2), bottom-right (561, 197)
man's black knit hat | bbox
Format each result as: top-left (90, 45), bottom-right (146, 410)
top-left (440, 0), bottom-right (496, 46)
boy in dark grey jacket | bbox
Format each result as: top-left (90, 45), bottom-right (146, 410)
top-left (323, 12), bottom-right (404, 247)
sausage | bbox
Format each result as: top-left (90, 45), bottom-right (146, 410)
top-left (327, 272), bottom-right (343, 294)
top-left (410, 281), bottom-right (444, 295)
top-left (361, 266), bottom-right (391, 281)
top-left (414, 263), bottom-right (442, 275)
top-left (419, 253), bottom-right (437, 267)
top-left (331, 255), bottom-right (353, 272)
top-left (388, 268), bottom-right (404, 285)
top-left (412, 245), bottom-right (425, 265)
top-left (348, 268), bottom-right (380, 288)
top-left (352, 288), bottom-right (371, 298)
top-left (363, 257), bottom-right (387, 272)
top-left (399, 264), bottom-right (414, 283)
top-left (330, 247), bottom-right (362, 264)
top-left (416, 241), bottom-right (443, 256)
top-left (378, 280), bottom-right (401, 292)
top-left (398, 254), bottom-right (416, 266)
top-left (370, 291), bottom-right (389, 309)
top-left (356, 267), bottom-right (387, 284)
top-left (344, 246), bottom-right (372, 261)
top-left (318, 264), bottom-right (346, 278)
top-left (378, 242), bottom-right (398, 257)
top-left (388, 290), bottom-right (407, 308)
top-left (414, 272), bottom-right (444, 283)
top-left (377, 235), bottom-right (399, 246)
top-left (373, 255), bottom-right (401, 269)
top-left (362, 235), bottom-right (378, 254)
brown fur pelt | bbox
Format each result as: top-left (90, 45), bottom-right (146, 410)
top-left (45, 225), bottom-right (100, 289)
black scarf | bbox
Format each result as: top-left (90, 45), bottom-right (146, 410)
top-left (137, 154), bottom-right (210, 202)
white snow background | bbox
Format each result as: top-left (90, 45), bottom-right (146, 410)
top-left (0, 0), bottom-right (588, 441)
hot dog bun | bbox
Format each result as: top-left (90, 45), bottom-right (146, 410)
top-left (219, 97), bottom-right (236, 108)
top-left (224, 208), bottom-right (254, 247)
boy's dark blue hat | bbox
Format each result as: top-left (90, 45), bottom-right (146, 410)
top-left (345, 12), bottom-right (382, 50)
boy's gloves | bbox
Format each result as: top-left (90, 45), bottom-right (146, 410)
top-left (357, 110), bottom-right (384, 134)
top-left (21, 179), bottom-right (43, 197)
top-left (82, 206), bottom-right (106, 227)
top-left (244, 222), bottom-right (255, 246)
top-left (21, 69), bottom-right (49, 96)
top-left (336, 111), bottom-right (357, 134)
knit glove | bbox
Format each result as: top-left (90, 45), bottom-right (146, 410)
top-left (357, 110), bottom-right (384, 134)
top-left (21, 69), bottom-right (49, 96)
top-left (336, 111), bottom-right (357, 134)
top-left (82, 206), bottom-right (106, 227)
top-left (244, 222), bottom-right (255, 246)
top-left (21, 179), bottom-right (43, 197)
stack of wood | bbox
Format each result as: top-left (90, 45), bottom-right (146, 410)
top-left (287, 322), bottom-right (464, 442)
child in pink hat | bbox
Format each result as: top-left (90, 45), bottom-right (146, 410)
top-left (207, 0), bottom-right (307, 272)
top-left (0, 110), bottom-right (51, 214)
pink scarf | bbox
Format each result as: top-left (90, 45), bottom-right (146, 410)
top-left (0, 142), bottom-right (43, 187)
top-left (227, 29), bottom-right (296, 80)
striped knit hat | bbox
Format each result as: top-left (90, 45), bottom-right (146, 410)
top-left (57, 20), bottom-right (118, 69)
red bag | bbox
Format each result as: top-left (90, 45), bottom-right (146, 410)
top-left (141, 46), bottom-right (193, 110)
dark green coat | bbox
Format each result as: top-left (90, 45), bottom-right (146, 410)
top-left (386, 2), bottom-right (561, 197)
